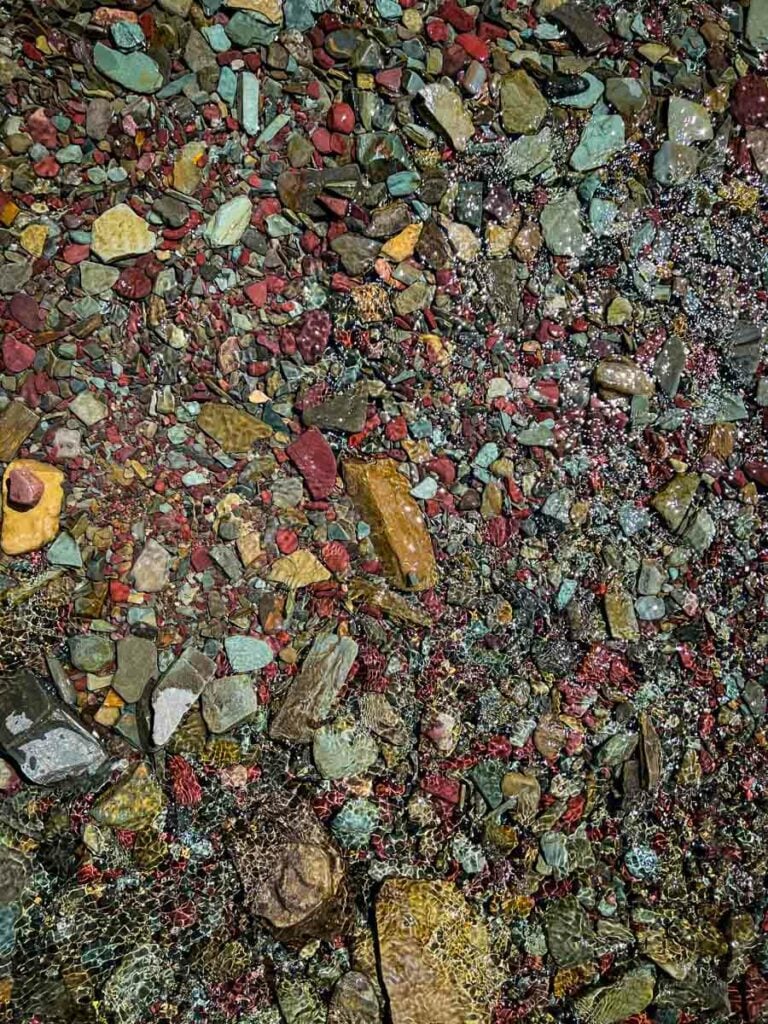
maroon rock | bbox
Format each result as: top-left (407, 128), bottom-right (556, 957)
top-left (296, 310), bottom-right (331, 365)
top-left (113, 267), bottom-right (153, 300)
top-left (6, 468), bottom-right (44, 510)
top-left (731, 74), bottom-right (768, 130)
top-left (2, 338), bottom-right (36, 374)
top-left (286, 428), bottom-right (337, 499)
top-left (9, 294), bottom-right (43, 332)
top-left (744, 460), bottom-right (768, 487)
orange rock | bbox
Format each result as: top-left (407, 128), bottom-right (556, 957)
top-left (342, 458), bottom-right (437, 591)
top-left (1, 459), bottom-right (64, 555)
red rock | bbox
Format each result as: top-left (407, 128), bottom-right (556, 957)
top-left (8, 294), bottom-right (43, 332)
top-left (286, 428), bottom-right (337, 499)
top-left (62, 243), bottom-right (90, 264)
top-left (327, 102), bottom-right (355, 133)
top-left (6, 467), bottom-right (44, 509)
top-left (33, 156), bottom-right (60, 178)
top-left (744, 460), bottom-right (768, 487)
top-left (731, 74), bottom-right (768, 129)
top-left (455, 32), bottom-right (489, 61)
top-left (296, 310), bottom-right (331, 365)
top-left (113, 267), bottom-right (152, 300)
top-left (2, 337), bottom-right (36, 373)
top-left (27, 108), bottom-right (57, 147)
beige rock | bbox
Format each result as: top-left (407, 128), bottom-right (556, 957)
top-left (197, 402), bottom-right (272, 451)
top-left (91, 203), bottom-right (155, 263)
top-left (1, 460), bottom-right (64, 555)
top-left (225, 0), bottom-right (283, 21)
top-left (268, 549), bottom-right (330, 589)
top-left (0, 402), bottom-right (39, 462)
top-left (19, 224), bottom-right (48, 258)
top-left (172, 141), bottom-right (207, 195)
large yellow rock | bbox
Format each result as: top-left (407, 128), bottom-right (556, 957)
top-left (376, 879), bottom-right (501, 1024)
top-left (343, 458), bottom-right (437, 591)
top-left (1, 460), bottom-right (64, 555)
top-left (381, 223), bottom-right (422, 262)
top-left (91, 203), bottom-right (155, 263)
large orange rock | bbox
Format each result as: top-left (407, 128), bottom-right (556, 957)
top-left (1, 460), bottom-right (64, 555)
top-left (342, 458), bottom-right (437, 591)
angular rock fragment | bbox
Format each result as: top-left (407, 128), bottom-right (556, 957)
top-left (151, 647), bottom-right (216, 746)
top-left (270, 634), bottom-right (358, 743)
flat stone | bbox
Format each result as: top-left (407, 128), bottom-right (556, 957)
top-left (172, 141), bottom-right (206, 195)
top-left (197, 402), bottom-right (272, 450)
top-left (654, 336), bottom-right (685, 397)
top-left (0, 402), bottom-right (38, 461)
top-left (540, 190), bottom-right (587, 257)
top-left (131, 537), bottom-right (171, 593)
top-left (418, 82), bottom-right (474, 151)
top-left (286, 428), bottom-right (337, 499)
top-left (80, 261), bottom-right (120, 295)
top-left (224, 635), bottom-right (273, 672)
top-left (238, 72), bottom-right (260, 136)
top-left (653, 142), bottom-right (700, 185)
top-left (86, 98), bottom-right (113, 140)
top-left (113, 636), bottom-right (158, 703)
top-left (226, 0), bottom-right (283, 19)
top-left (1, 460), bottom-right (64, 556)
top-left (93, 43), bottom-right (163, 94)
top-left (575, 968), bottom-right (655, 1024)
top-left (91, 762), bottom-right (164, 829)
top-left (313, 721), bottom-right (379, 779)
top-left (747, 0), bottom-right (768, 50)
top-left (500, 70), bottom-right (547, 134)
top-left (668, 97), bottom-right (713, 145)
top-left (69, 391), bottom-right (108, 426)
top-left (268, 549), bottom-right (331, 588)
top-left (153, 194), bottom-right (190, 227)
top-left (605, 77), bottom-right (648, 117)
top-left (0, 671), bottom-right (107, 785)
top-left (595, 357), bottom-right (655, 396)
top-left (376, 879), bottom-right (501, 1024)
top-left (343, 458), bottom-right (438, 591)
top-left (571, 113), bottom-right (625, 170)
top-left (151, 647), bottom-right (216, 746)
top-left (652, 474), bottom-right (700, 531)
top-left (202, 674), bottom-right (259, 732)
top-left (204, 196), bottom-right (253, 247)
top-left (91, 203), bottom-right (155, 263)
top-left (330, 233), bottom-right (381, 276)
top-left (303, 382), bottom-right (368, 434)
top-left (184, 29), bottom-right (217, 72)
top-left (0, 262), bottom-right (32, 295)
top-left (270, 634), bottom-right (358, 743)
top-left (47, 531), bottom-right (83, 568)
top-left (68, 635), bottom-right (114, 673)
top-left (549, 3), bottom-right (612, 52)
top-left (605, 584), bottom-right (639, 640)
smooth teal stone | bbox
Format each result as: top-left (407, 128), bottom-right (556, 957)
top-left (157, 73), bottom-right (196, 99)
top-left (47, 532), bottom-right (83, 569)
top-left (56, 144), bottom-right (83, 164)
top-left (556, 579), bottom-right (578, 609)
top-left (589, 198), bottom-right (618, 236)
top-left (182, 470), bottom-right (208, 487)
top-left (52, 115), bottom-right (71, 131)
top-left (386, 170), bottom-right (421, 196)
top-left (540, 190), bottom-right (587, 256)
top-left (556, 73), bottom-right (604, 109)
top-left (237, 71), bottom-right (259, 136)
top-left (410, 477), bottom-right (438, 500)
top-left (204, 195), bottom-right (252, 247)
top-left (217, 66), bottom-right (237, 105)
top-left (167, 426), bottom-right (189, 444)
top-left (518, 423), bottom-right (555, 446)
top-left (93, 42), bottom-right (162, 94)
top-left (256, 113), bottom-right (291, 146)
top-left (473, 442), bottom-right (499, 469)
top-left (375, 0), bottom-right (401, 17)
top-left (331, 798), bottom-right (378, 848)
top-left (284, 0), bottom-right (315, 29)
top-left (106, 166), bottom-right (128, 182)
top-left (110, 20), bottom-right (145, 52)
top-left (87, 167), bottom-right (108, 184)
top-left (225, 11), bottom-right (279, 47)
top-left (570, 113), bottom-right (625, 171)
top-left (224, 636), bottom-right (273, 672)
top-left (202, 24), bottom-right (231, 52)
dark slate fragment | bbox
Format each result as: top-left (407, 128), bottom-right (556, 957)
top-left (550, 3), bottom-right (612, 52)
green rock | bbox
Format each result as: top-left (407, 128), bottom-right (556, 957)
top-left (47, 532), bottom-right (82, 569)
top-left (500, 70), bottom-right (547, 133)
top-left (653, 142), bottom-right (699, 185)
top-left (237, 71), bottom-right (259, 136)
top-left (540, 190), bottom-right (587, 256)
top-left (68, 635), bottom-right (114, 673)
top-left (93, 43), bottom-right (163, 94)
top-left (418, 82), bottom-right (475, 151)
top-left (331, 798), bottom-right (379, 848)
top-left (313, 720), bottom-right (379, 779)
top-left (747, 0), bottom-right (768, 50)
top-left (110, 20), bottom-right (145, 52)
top-left (202, 674), bottom-right (259, 732)
top-left (651, 474), bottom-right (700, 531)
top-left (224, 11), bottom-right (280, 47)
top-left (556, 73), bottom-right (604, 109)
top-left (224, 635), bottom-right (273, 672)
top-left (575, 968), bottom-right (656, 1024)
top-left (91, 762), bottom-right (164, 830)
top-left (204, 196), bottom-right (253, 247)
top-left (571, 113), bottom-right (625, 171)
top-left (80, 262), bottom-right (119, 295)
top-left (502, 127), bottom-right (553, 178)
top-left (113, 636), bottom-right (158, 703)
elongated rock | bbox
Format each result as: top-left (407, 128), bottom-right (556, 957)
top-left (197, 402), bottom-right (272, 450)
top-left (594, 357), bottom-right (654, 396)
top-left (342, 458), bottom-right (437, 591)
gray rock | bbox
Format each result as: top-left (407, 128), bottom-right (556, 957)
top-left (0, 672), bottom-right (107, 785)
top-left (153, 195), bottom-right (190, 227)
top-left (549, 3), bottom-right (611, 52)
top-left (747, 0), bottom-right (768, 50)
top-left (729, 322), bottom-right (763, 382)
top-left (330, 234), bottom-right (381, 276)
top-left (541, 191), bottom-right (587, 257)
top-left (131, 538), bottom-right (171, 593)
top-left (605, 78), bottom-right (648, 117)
top-left (303, 382), bottom-right (368, 434)
top-left (0, 262), bottom-right (32, 295)
top-left (635, 596), bottom-right (666, 621)
top-left (113, 636), bottom-right (158, 703)
top-left (202, 674), bottom-right (258, 732)
top-left (68, 635), bottom-right (115, 673)
top-left (86, 98), bottom-right (113, 140)
top-left (151, 647), bottom-right (216, 746)
top-left (653, 142), bottom-right (699, 185)
top-left (184, 29), bottom-right (217, 72)
top-left (654, 335), bottom-right (686, 397)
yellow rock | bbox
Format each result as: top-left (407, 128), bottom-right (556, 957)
top-left (380, 223), bottom-right (422, 262)
top-left (343, 458), bottom-right (437, 592)
top-left (197, 402), bottom-right (272, 451)
top-left (236, 527), bottom-right (263, 566)
top-left (1, 460), bottom-right (64, 556)
top-left (376, 879), bottom-right (501, 1024)
top-left (225, 0), bottom-right (283, 20)
top-left (268, 549), bottom-right (330, 589)
top-left (172, 141), bottom-right (207, 195)
top-left (0, 200), bottom-right (20, 227)
top-left (91, 203), bottom-right (155, 263)
top-left (20, 223), bottom-right (48, 257)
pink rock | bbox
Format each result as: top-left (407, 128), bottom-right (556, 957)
top-left (6, 468), bottom-right (44, 510)
top-left (2, 338), bottom-right (36, 374)
top-left (286, 428), bottom-right (337, 499)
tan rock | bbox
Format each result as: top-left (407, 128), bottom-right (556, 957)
top-left (197, 402), bottom-right (272, 451)
top-left (91, 203), bottom-right (155, 263)
top-left (343, 458), bottom-right (438, 592)
top-left (594, 357), bottom-right (654, 396)
top-left (19, 223), bottom-right (48, 257)
top-left (172, 141), bottom-right (207, 195)
top-left (376, 879), bottom-right (501, 1024)
top-left (1, 460), bottom-right (64, 555)
top-left (268, 549), bottom-right (330, 589)
top-left (225, 0), bottom-right (283, 21)
top-left (0, 402), bottom-right (39, 461)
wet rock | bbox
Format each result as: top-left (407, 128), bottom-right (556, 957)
top-left (303, 383), bottom-right (368, 434)
top-left (668, 97), bottom-right (713, 145)
top-left (197, 402), bottom-right (272, 450)
top-left (654, 336), bottom-right (686, 397)
top-left (550, 3), bottom-right (612, 52)
top-left (224, 635), bottom-right (273, 672)
top-left (286, 428), bottom-right (337, 499)
top-left (93, 43), bottom-right (163, 93)
top-left (654, 142), bottom-right (700, 184)
top-left (329, 972), bottom-right (380, 1024)
top-left (91, 762), bottom-right (164, 830)
top-left (575, 968), bottom-right (656, 1024)
top-left (202, 674), bottom-right (258, 733)
top-left (418, 82), bottom-right (475, 151)
top-left (151, 647), bottom-right (216, 747)
top-left (595, 357), bottom-right (655, 396)
top-left (113, 636), bottom-right (158, 703)
top-left (540, 191), bottom-right (587, 257)
top-left (652, 474), bottom-right (700, 532)
top-left (500, 71), bottom-right (547, 134)
top-left (0, 402), bottom-right (38, 462)
top-left (313, 721), bottom-right (378, 779)
top-left (0, 671), bottom-right (106, 785)
top-left (6, 467), bottom-right (43, 510)
top-left (1, 460), bottom-right (64, 556)
top-left (204, 196), bottom-right (253, 247)
top-left (68, 635), bottom-right (114, 673)
top-left (571, 113), bottom-right (625, 170)
top-left (746, 0), bottom-right (768, 50)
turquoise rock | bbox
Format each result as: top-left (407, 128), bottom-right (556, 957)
top-left (387, 170), bottom-right (421, 196)
top-left (653, 142), bottom-right (699, 185)
top-left (284, 0), bottom-right (316, 31)
top-left (224, 11), bottom-right (280, 47)
top-left (517, 422), bottom-right (555, 446)
top-left (556, 579), bottom-right (578, 609)
top-left (224, 635), bottom-right (273, 672)
top-left (312, 721), bottom-right (378, 779)
top-left (56, 145), bottom-right (84, 165)
top-left (202, 24), bottom-right (231, 52)
top-left (68, 635), bottom-right (115, 673)
top-left (93, 43), bottom-right (162, 94)
top-left (217, 66), bottom-right (237, 106)
top-left (375, 0), bottom-right (401, 17)
top-left (331, 798), bottom-right (379, 848)
top-left (570, 113), bottom-right (625, 171)
top-left (502, 126), bottom-right (553, 178)
top-left (47, 532), bottom-right (83, 569)
top-left (204, 196), bottom-right (253, 247)
top-left (540, 191), bottom-right (587, 257)
top-left (237, 71), bottom-right (260, 136)
top-left (110, 20), bottom-right (145, 52)
top-left (556, 73), bottom-right (604, 109)
top-left (589, 197), bottom-right (618, 236)
top-left (410, 476), bottom-right (438, 500)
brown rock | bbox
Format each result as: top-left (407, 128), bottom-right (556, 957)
top-left (0, 402), bottom-right (39, 462)
top-left (376, 879), bottom-right (501, 1024)
top-left (343, 459), bottom-right (438, 591)
top-left (1, 460), bottom-right (64, 556)
top-left (197, 402), bottom-right (272, 451)
top-left (594, 357), bottom-right (654, 396)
